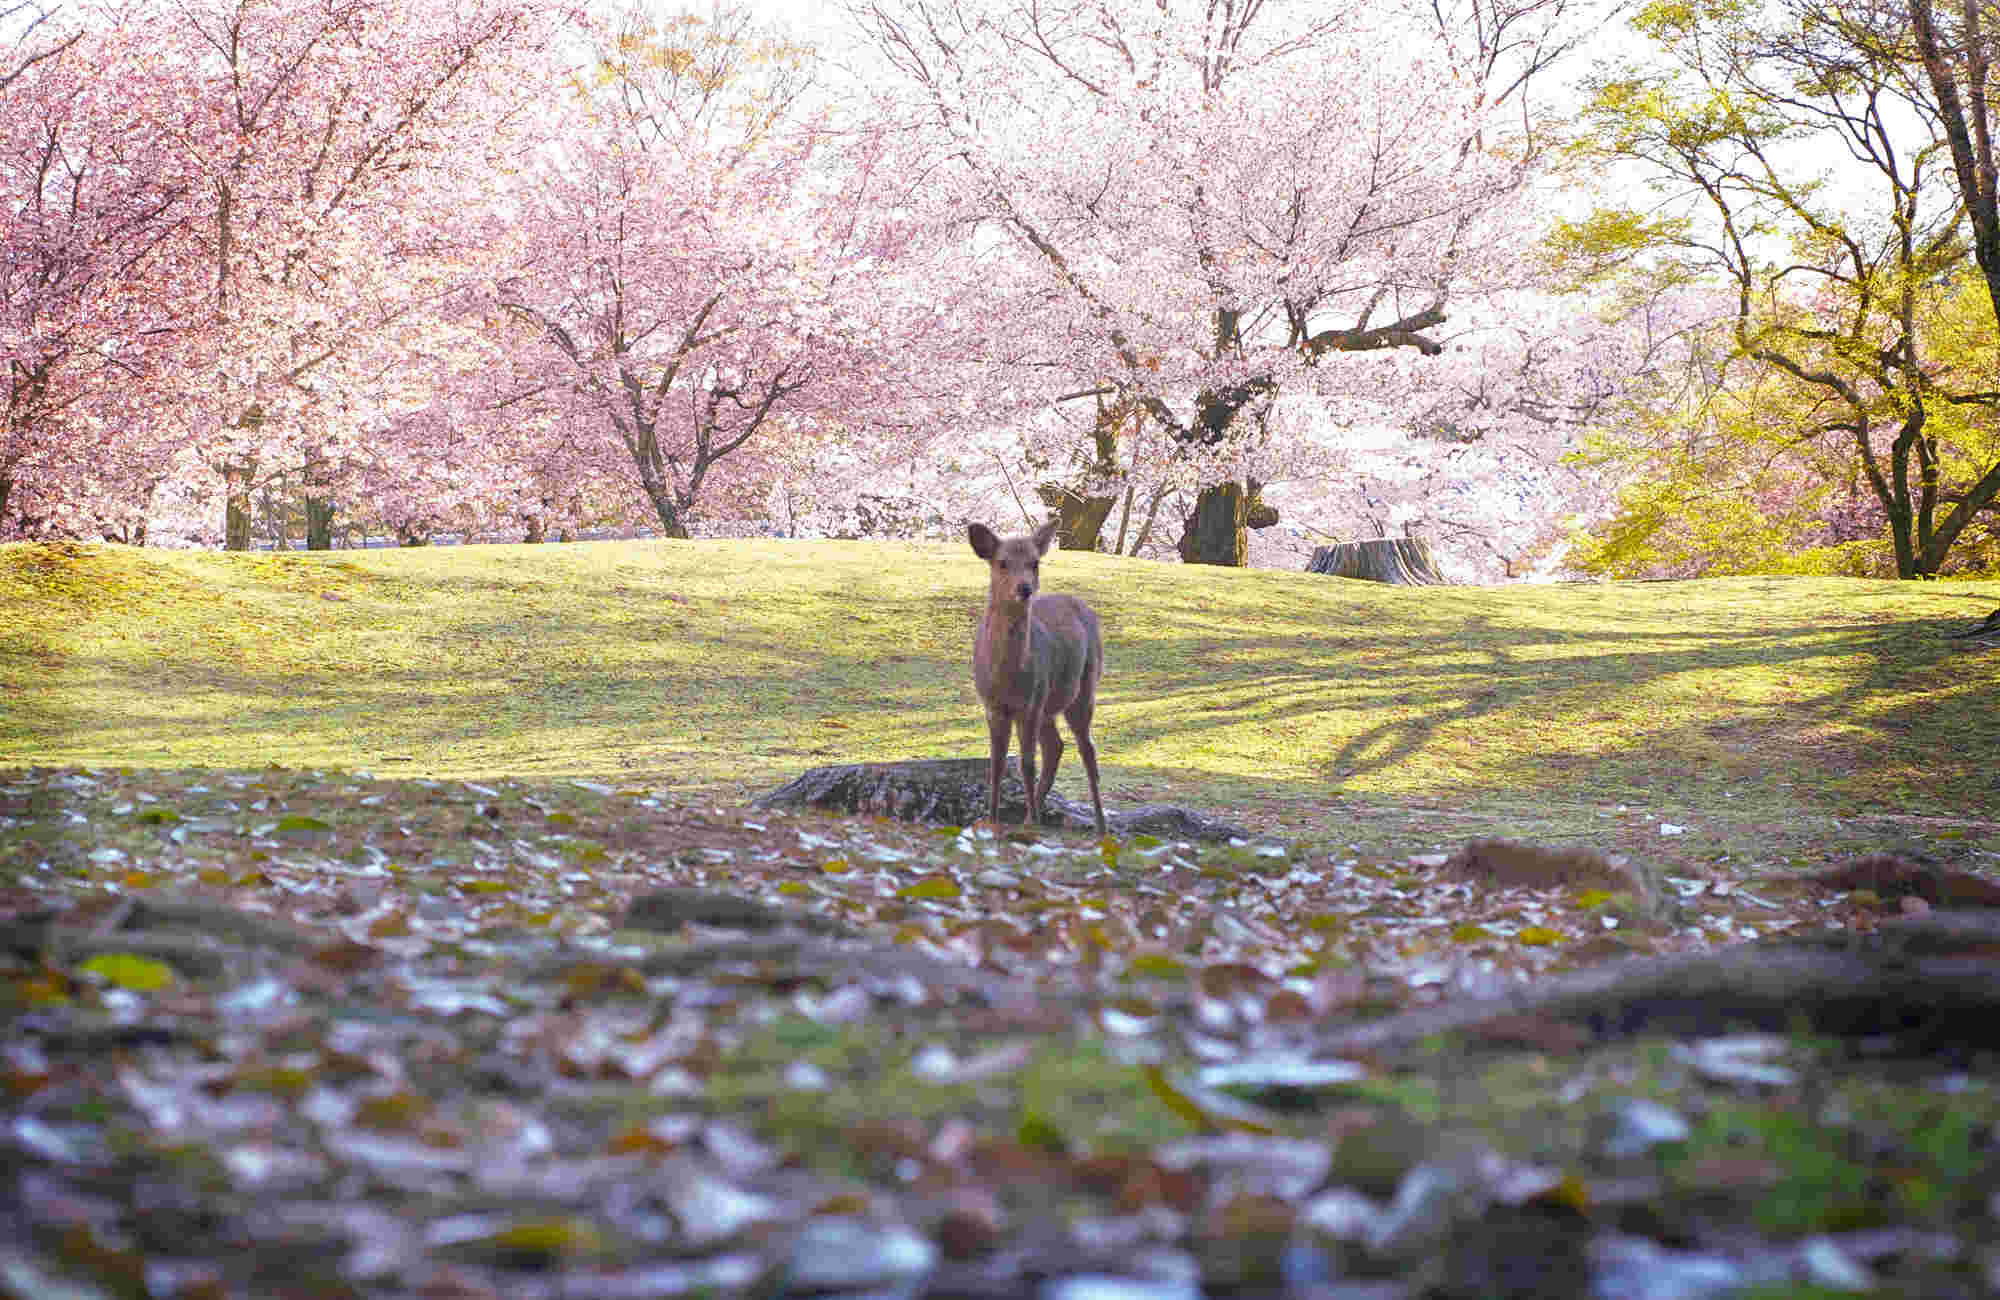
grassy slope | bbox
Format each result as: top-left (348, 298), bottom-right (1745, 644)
top-left (3, 538), bottom-right (1997, 842)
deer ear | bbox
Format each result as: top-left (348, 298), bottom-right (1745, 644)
top-left (968, 523), bottom-right (999, 560)
top-left (1032, 519), bottom-right (1059, 554)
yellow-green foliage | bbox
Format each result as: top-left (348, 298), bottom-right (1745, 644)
top-left (1541, 208), bottom-right (1695, 287)
top-left (1563, 387), bottom-right (1890, 580)
top-left (1565, 473), bottom-right (1898, 580)
top-left (1566, 476), bottom-right (1788, 578)
top-left (1925, 277), bottom-right (2000, 477)
top-left (1566, 0), bottom-right (2000, 582)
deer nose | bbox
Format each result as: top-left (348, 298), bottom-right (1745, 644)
top-left (1016, 582), bottom-right (1034, 601)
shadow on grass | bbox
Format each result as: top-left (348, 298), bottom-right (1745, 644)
top-left (27, 605), bottom-right (1996, 821)
top-left (7, 543), bottom-right (1994, 826)
top-left (1101, 611), bottom-right (1996, 816)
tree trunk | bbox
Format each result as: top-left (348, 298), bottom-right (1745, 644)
top-left (639, 473), bottom-right (691, 539)
top-left (300, 448), bottom-right (334, 550)
top-left (1178, 481), bottom-right (1248, 565)
top-left (1036, 483), bottom-right (1117, 552)
top-left (1911, 0), bottom-right (2000, 329)
top-left (1038, 392), bottom-right (1129, 552)
top-left (101, 518), bottom-right (148, 546)
top-left (304, 498), bottom-right (334, 550)
top-left (1126, 481), bottom-right (1174, 556)
top-left (1176, 479), bottom-right (1276, 565)
top-left (304, 479), bottom-right (335, 551)
top-left (224, 461), bottom-right (253, 552)
top-left (1307, 538), bottom-right (1450, 584)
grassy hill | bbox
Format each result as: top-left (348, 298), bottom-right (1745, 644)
top-left (4, 537), bottom-right (1996, 851)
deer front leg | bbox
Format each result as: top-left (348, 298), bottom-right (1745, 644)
top-left (985, 711), bottom-right (1012, 827)
top-left (1015, 711), bottom-right (1041, 829)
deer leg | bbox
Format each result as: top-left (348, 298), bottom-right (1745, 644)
top-left (1066, 699), bottom-right (1105, 836)
top-left (1036, 719), bottom-right (1063, 806)
top-left (1015, 712), bottom-right (1041, 828)
top-left (984, 712), bottom-right (1012, 827)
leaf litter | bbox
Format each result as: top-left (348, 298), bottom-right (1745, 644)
top-left (2, 765), bottom-right (1999, 1298)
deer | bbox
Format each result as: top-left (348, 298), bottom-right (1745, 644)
top-left (967, 518), bottom-right (1106, 835)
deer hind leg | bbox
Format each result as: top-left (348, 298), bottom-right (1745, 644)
top-left (1065, 696), bottom-right (1105, 836)
top-left (1036, 718), bottom-right (1063, 806)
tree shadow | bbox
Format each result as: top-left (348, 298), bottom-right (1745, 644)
top-left (1098, 607), bottom-right (1996, 813)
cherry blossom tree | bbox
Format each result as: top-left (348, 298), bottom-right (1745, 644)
top-left (1255, 281), bottom-right (1714, 577)
top-left (4, 0), bottom-right (1638, 562)
top-left (482, 2), bottom-right (926, 540)
top-left (848, 0), bottom-right (1602, 568)
top-left (115, 0), bottom-right (565, 549)
top-left (1, 1), bottom-right (77, 82)
top-left (3, 0), bottom-right (943, 548)
top-left (0, 10), bottom-right (191, 540)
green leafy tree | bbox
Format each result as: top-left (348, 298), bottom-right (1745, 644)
top-left (1566, 0), bottom-right (2000, 577)
top-left (1567, 359), bottom-right (1905, 576)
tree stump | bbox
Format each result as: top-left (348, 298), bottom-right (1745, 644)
top-left (1306, 538), bottom-right (1449, 584)
top-left (753, 758), bottom-right (1255, 842)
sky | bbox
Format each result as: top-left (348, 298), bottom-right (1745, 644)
top-left (752, 0), bottom-right (842, 37)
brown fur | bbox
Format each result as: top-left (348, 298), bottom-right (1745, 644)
top-left (967, 520), bottom-right (1106, 834)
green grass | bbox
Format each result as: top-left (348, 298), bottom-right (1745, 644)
top-left (4, 538), bottom-right (1997, 840)
top-left (1662, 1092), bottom-right (1996, 1234)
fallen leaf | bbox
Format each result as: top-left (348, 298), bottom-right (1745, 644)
top-left (78, 952), bottom-right (175, 992)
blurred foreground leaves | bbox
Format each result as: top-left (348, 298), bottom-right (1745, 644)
top-left (3, 766), bottom-right (1998, 1297)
